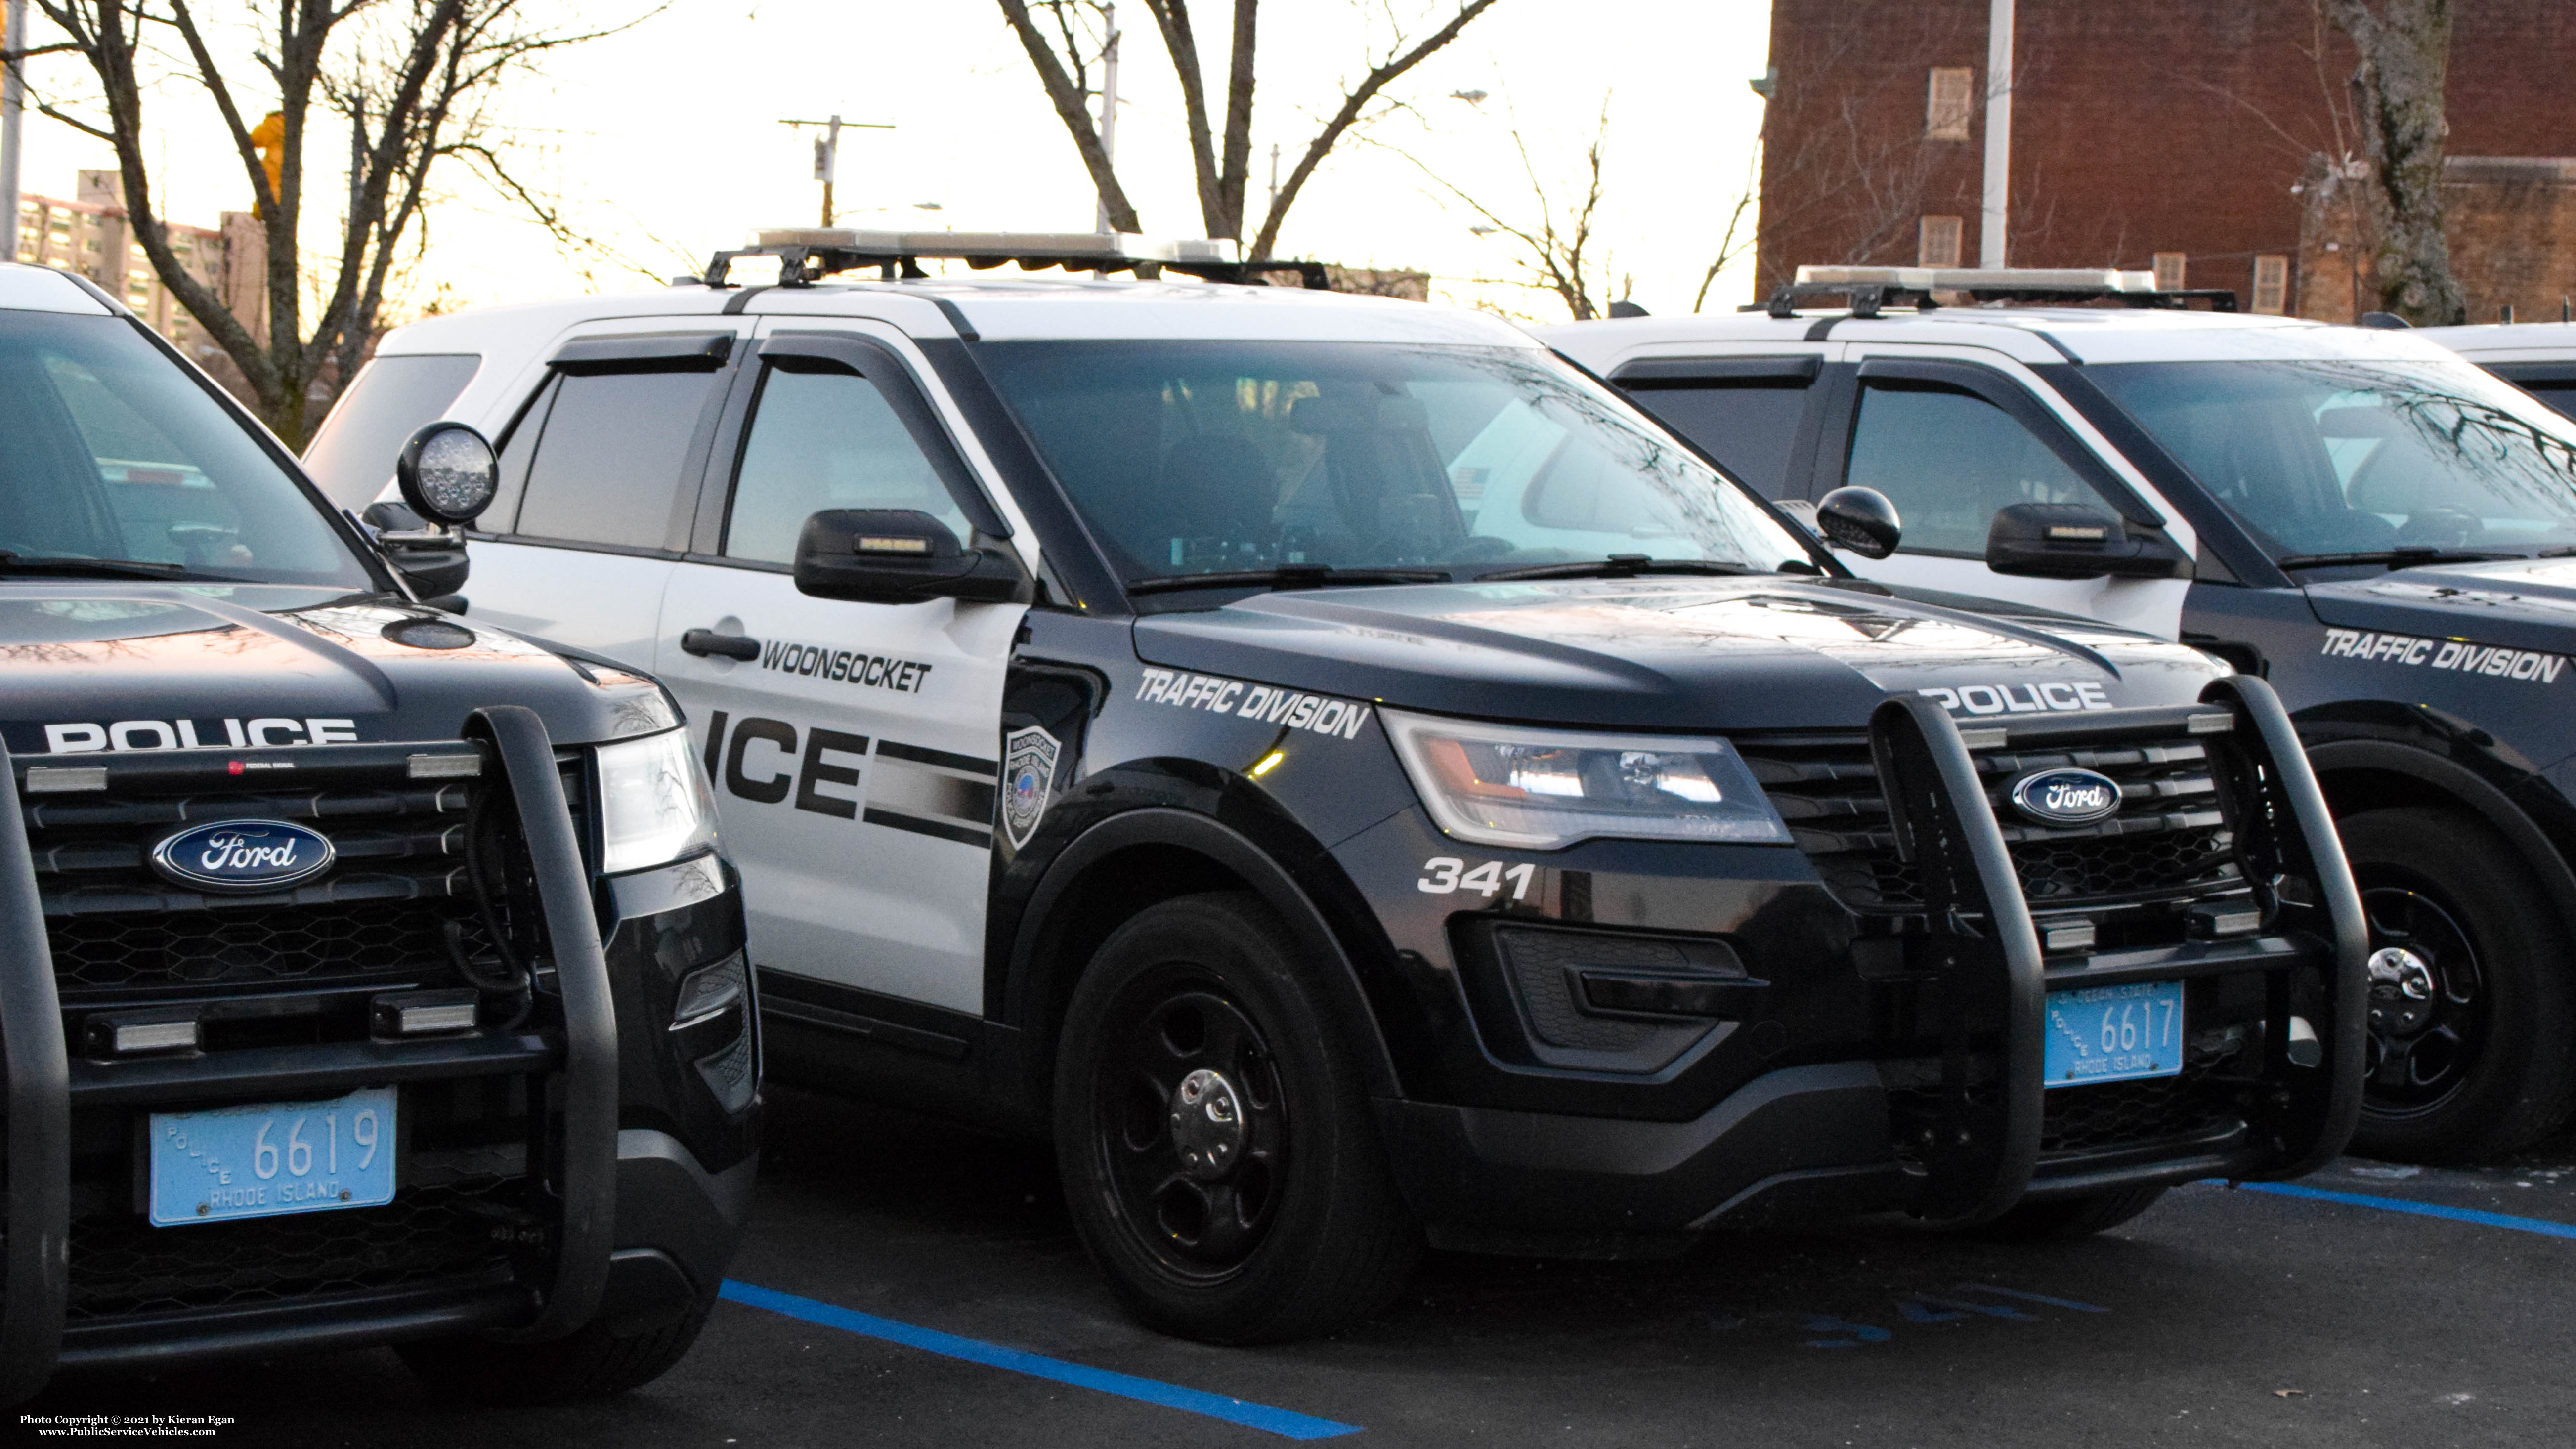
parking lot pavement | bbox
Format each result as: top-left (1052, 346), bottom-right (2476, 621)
top-left (30, 1086), bottom-right (2576, 1448)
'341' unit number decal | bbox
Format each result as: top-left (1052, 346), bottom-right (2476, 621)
top-left (1418, 857), bottom-right (1537, 900)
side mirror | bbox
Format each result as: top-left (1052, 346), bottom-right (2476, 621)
top-left (360, 499), bottom-right (470, 601)
top-left (1814, 486), bottom-right (1902, 559)
top-left (793, 509), bottom-right (1030, 605)
top-left (1986, 502), bottom-right (2191, 580)
top-left (395, 422), bottom-right (499, 526)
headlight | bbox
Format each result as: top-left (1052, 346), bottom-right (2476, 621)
top-left (596, 726), bottom-right (719, 874)
top-left (1382, 708), bottom-right (1791, 850)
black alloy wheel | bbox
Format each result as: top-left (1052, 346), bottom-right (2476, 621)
top-left (1096, 973), bottom-right (1287, 1279)
top-left (1054, 892), bottom-right (1419, 1344)
top-left (2360, 885), bottom-right (2485, 1116)
top-left (2339, 807), bottom-right (2576, 1162)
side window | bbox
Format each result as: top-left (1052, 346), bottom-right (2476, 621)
top-left (513, 367), bottom-right (721, 549)
top-left (300, 353), bottom-right (480, 510)
top-left (723, 363), bottom-right (966, 564)
top-left (1625, 384), bottom-right (1810, 498)
top-left (1842, 382), bottom-right (2111, 555)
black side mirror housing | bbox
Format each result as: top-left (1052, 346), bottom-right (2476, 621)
top-left (361, 500), bottom-right (471, 598)
top-left (794, 509), bottom-right (1031, 605)
top-left (1986, 502), bottom-right (2191, 580)
top-left (1814, 486), bottom-right (1903, 559)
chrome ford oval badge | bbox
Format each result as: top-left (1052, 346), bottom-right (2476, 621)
top-left (2009, 768), bottom-right (2123, 828)
top-left (149, 819), bottom-right (337, 893)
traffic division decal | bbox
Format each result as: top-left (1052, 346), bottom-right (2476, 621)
top-left (1133, 667), bottom-right (1373, 739)
top-left (2318, 627), bottom-right (2569, 684)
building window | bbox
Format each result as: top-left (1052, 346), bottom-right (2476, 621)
top-left (1926, 68), bottom-right (1975, 141)
top-left (2253, 254), bottom-right (2289, 315)
top-left (2153, 252), bottom-right (2187, 291)
top-left (1919, 215), bottom-right (1964, 268)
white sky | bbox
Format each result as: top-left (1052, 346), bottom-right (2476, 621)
top-left (12, 0), bottom-right (1772, 321)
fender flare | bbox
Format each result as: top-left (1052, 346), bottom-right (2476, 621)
top-left (1004, 806), bottom-right (1404, 1103)
top-left (2306, 738), bottom-right (2576, 942)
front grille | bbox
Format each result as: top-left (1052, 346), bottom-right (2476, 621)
top-left (1741, 731), bottom-right (2242, 913)
top-left (65, 1177), bottom-right (527, 1321)
top-left (27, 776), bottom-right (486, 1002)
top-left (2039, 1065), bottom-right (2239, 1155)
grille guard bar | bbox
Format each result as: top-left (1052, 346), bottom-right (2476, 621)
top-left (1867, 678), bottom-right (2366, 1225)
top-left (0, 710), bottom-right (620, 1399)
top-left (0, 744), bottom-right (71, 1403)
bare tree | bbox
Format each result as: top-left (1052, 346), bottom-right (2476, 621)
top-left (2319, 0), bottom-right (2464, 325)
top-left (30, 0), bottom-right (643, 443)
top-left (994, 0), bottom-right (1499, 258)
top-left (1399, 98), bottom-right (1621, 321)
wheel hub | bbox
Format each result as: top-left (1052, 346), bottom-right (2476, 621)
top-left (1169, 1067), bottom-right (1245, 1181)
top-left (2367, 945), bottom-right (2438, 1034)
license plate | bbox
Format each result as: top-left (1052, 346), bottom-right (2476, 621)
top-left (2043, 981), bottom-right (2185, 1088)
top-left (148, 1086), bottom-right (396, 1227)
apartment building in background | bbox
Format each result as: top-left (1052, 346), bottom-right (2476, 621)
top-left (1755, 0), bottom-right (2576, 321)
top-left (12, 170), bottom-right (266, 357)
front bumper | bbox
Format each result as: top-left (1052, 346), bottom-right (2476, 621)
top-left (1366, 679), bottom-right (2368, 1244)
top-left (2, 713), bottom-right (757, 1397)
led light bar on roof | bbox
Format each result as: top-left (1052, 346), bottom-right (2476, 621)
top-left (752, 228), bottom-right (1244, 266)
top-left (1796, 264), bottom-right (2162, 293)
top-left (1755, 263), bottom-right (2240, 319)
top-left (701, 229), bottom-right (1297, 290)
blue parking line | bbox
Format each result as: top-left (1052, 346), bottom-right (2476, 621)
top-left (719, 1280), bottom-right (1363, 1441)
top-left (2233, 1181), bottom-right (2576, 1241)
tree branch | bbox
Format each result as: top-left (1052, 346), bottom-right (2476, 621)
top-left (996, 0), bottom-right (1140, 232)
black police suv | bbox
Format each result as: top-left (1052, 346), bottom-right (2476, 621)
top-left (357, 244), bottom-right (2369, 1344)
top-left (0, 263), bottom-right (754, 1403)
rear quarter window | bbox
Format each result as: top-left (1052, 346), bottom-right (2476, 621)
top-left (1622, 382), bottom-right (1809, 499)
top-left (302, 353), bottom-right (481, 510)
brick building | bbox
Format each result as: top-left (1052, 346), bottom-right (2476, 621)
top-left (1755, 0), bottom-right (2576, 320)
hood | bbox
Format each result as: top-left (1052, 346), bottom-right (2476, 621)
top-left (0, 585), bottom-right (676, 761)
top-left (1134, 577), bottom-right (2227, 730)
top-left (2305, 557), bottom-right (2576, 656)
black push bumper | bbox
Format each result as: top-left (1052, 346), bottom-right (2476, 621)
top-left (1379, 678), bottom-right (2368, 1241)
top-left (0, 709), bottom-right (651, 1398)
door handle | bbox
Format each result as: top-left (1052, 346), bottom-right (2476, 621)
top-left (680, 628), bottom-right (761, 662)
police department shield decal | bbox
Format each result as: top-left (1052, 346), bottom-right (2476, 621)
top-left (1001, 726), bottom-right (1061, 849)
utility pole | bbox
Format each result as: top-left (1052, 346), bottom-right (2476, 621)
top-left (1980, 0), bottom-right (2013, 268)
top-left (1094, 3), bottom-right (1121, 234)
top-left (1267, 142), bottom-right (1280, 224)
top-left (780, 114), bottom-right (895, 228)
top-left (0, 0), bottom-right (28, 263)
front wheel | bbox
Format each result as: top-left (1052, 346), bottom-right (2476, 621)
top-left (1053, 892), bottom-right (1419, 1344)
top-left (2339, 808), bottom-right (2576, 1163)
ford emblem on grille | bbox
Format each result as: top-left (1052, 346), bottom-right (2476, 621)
top-left (148, 819), bottom-right (337, 893)
top-left (2008, 767), bottom-right (2123, 828)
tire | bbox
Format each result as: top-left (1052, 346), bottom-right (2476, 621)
top-left (397, 1282), bottom-right (716, 1404)
top-left (1966, 1185), bottom-right (2168, 1243)
top-left (2339, 808), bottom-right (2576, 1163)
top-left (1053, 891), bottom-right (1419, 1344)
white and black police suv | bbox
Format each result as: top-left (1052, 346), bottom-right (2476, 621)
top-left (0, 263), bottom-right (753, 1404)
top-left (1549, 266), bottom-right (2576, 1164)
top-left (306, 232), bottom-right (2366, 1344)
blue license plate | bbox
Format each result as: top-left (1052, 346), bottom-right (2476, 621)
top-left (2043, 981), bottom-right (2185, 1088)
top-left (148, 1086), bottom-right (396, 1227)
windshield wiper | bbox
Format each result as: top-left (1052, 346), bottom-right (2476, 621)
top-left (1124, 565), bottom-right (1452, 596)
top-left (2274, 547), bottom-right (2511, 572)
top-left (0, 552), bottom-right (211, 581)
top-left (1475, 554), bottom-right (1763, 582)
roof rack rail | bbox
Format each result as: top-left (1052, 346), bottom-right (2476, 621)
top-left (1752, 265), bottom-right (2240, 319)
top-left (699, 228), bottom-right (1329, 290)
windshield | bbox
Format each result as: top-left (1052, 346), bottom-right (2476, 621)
top-left (0, 310), bottom-right (371, 587)
top-left (978, 341), bottom-right (1811, 587)
top-left (2087, 358), bottom-right (2576, 560)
